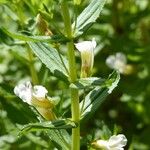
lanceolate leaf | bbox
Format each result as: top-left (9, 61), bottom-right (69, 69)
top-left (1, 28), bottom-right (68, 43)
top-left (19, 119), bottom-right (77, 135)
top-left (47, 130), bottom-right (71, 150)
top-left (70, 77), bottom-right (105, 89)
top-left (80, 71), bottom-right (120, 119)
top-left (19, 119), bottom-right (76, 150)
top-left (28, 42), bottom-right (69, 81)
top-left (72, 0), bottom-right (106, 36)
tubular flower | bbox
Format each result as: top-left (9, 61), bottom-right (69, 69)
top-left (14, 81), bottom-right (56, 120)
top-left (75, 38), bottom-right (96, 78)
top-left (92, 134), bottom-right (127, 150)
top-left (106, 52), bottom-right (127, 74)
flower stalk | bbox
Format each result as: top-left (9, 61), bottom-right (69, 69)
top-left (61, 1), bottom-right (80, 150)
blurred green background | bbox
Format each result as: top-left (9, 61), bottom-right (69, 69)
top-left (0, 0), bottom-right (150, 149)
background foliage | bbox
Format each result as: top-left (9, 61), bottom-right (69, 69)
top-left (0, 0), bottom-right (150, 149)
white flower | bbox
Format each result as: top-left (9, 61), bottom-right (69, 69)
top-left (33, 85), bottom-right (48, 99)
top-left (14, 81), bottom-right (32, 105)
top-left (75, 38), bottom-right (96, 77)
top-left (14, 81), bottom-right (56, 120)
top-left (106, 53), bottom-right (127, 74)
top-left (108, 134), bottom-right (127, 150)
top-left (14, 81), bottom-right (48, 105)
top-left (92, 134), bottom-right (127, 150)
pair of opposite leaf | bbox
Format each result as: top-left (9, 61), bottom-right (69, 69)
top-left (13, 39), bottom-right (96, 121)
top-left (14, 39), bottom-right (128, 150)
top-left (14, 81), bottom-right (127, 150)
top-left (14, 39), bottom-right (129, 119)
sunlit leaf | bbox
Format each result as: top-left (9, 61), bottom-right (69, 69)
top-left (70, 77), bottom-right (105, 89)
top-left (80, 71), bottom-right (120, 119)
top-left (25, 133), bottom-right (49, 148)
top-left (47, 130), bottom-right (71, 150)
top-left (19, 119), bottom-right (77, 135)
top-left (19, 119), bottom-right (77, 150)
top-left (1, 28), bottom-right (68, 43)
top-left (72, 0), bottom-right (106, 36)
top-left (28, 42), bottom-right (69, 81)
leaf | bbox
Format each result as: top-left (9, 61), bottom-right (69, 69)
top-left (19, 119), bottom-right (76, 150)
top-left (19, 119), bottom-right (77, 135)
top-left (1, 28), bottom-right (68, 43)
top-left (25, 133), bottom-right (49, 148)
top-left (70, 77), bottom-right (105, 89)
top-left (0, 28), bottom-right (14, 45)
top-left (72, 0), bottom-right (106, 37)
top-left (28, 42), bottom-right (69, 81)
top-left (47, 129), bottom-right (71, 150)
top-left (80, 71), bottom-right (120, 119)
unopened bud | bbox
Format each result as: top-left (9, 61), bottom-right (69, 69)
top-left (36, 13), bottom-right (53, 36)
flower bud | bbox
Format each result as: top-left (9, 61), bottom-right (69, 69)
top-left (36, 13), bottom-right (53, 36)
top-left (75, 38), bottom-right (96, 78)
top-left (91, 134), bottom-right (127, 150)
top-left (14, 81), bottom-right (56, 120)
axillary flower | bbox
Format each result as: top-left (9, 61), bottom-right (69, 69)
top-left (75, 38), bottom-right (96, 78)
top-left (14, 81), bottom-right (56, 120)
top-left (92, 134), bottom-right (127, 150)
top-left (106, 52), bottom-right (127, 74)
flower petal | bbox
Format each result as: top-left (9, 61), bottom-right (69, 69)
top-left (14, 81), bottom-right (32, 104)
top-left (116, 53), bottom-right (127, 64)
top-left (96, 140), bottom-right (110, 150)
top-left (106, 52), bottom-right (127, 74)
top-left (33, 85), bottom-right (48, 99)
top-left (109, 134), bottom-right (127, 148)
top-left (75, 39), bottom-right (96, 52)
top-left (106, 55), bottom-right (116, 69)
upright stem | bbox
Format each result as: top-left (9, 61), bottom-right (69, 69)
top-left (61, 1), bottom-right (80, 150)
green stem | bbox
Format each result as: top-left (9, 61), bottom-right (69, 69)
top-left (27, 47), bottom-right (39, 84)
top-left (61, 1), bottom-right (80, 150)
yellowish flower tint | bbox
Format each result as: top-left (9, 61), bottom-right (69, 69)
top-left (75, 38), bottom-right (96, 78)
top-left (91, 134), bottom-right (127, 150)
top-left (106, 52), bottom-right (134, 75)
top-left (14, 81), bottom-right (56, 120)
